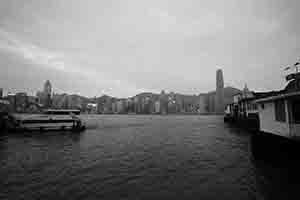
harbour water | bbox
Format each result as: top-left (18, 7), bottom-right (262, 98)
top-left (1, 115), bottom-right (300, 199)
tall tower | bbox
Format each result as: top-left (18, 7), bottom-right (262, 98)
top-left (43, 80), bottom-right (52, 108)
top-left (44, 80), bottom-right (52, 95)
top-left (215, 69), bottom-right (224, 114)
top-left (159, 90), bottom-right (167, 114)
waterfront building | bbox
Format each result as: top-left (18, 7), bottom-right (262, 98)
top-left (0, 99), bottom-right (10, 112)
top-left (37, 80), bottom-right (52, 108)
top-left (96, 95), bottom-right (113, 114)
top-left (200, 85), bottom-right (241, 114)
top-left (167, 92), bottom-right (176, 113)
top-left (159, 90), bottom-right (168, 114)
top-left (124, 99), bottom-right (129, 113)
top-left (149, 97), bottom-right (156, 114)
top-left (97, 102), bottom-right (104, 114)
top-left (0, 88), bottom-right (3, 99)
top-left (51, 93), bottom-right (68, 109)
top-left (67, 95), bottom-right (82, 110)
top-left (27, 96), bottom-right (39, 104)
top-left (167, 101), bottom-right (175, 114)
top-left (227, 84), bottom-right (270, 120)
top-left (112, 101), bottom-right (117, 114)
top-left (116, 100), bottom-right (125, 114)
top-left (86, 103), bottom-right (98, 114)
top-left (26, 96), bottom-right (40, 113)
top-left (15, 92), bottom-right (28, 113)
top-left (207, 92), bottom-right (216, 113)
top-left (126, 98), bottom-right (135, 113)
top-left (215, 69), bottom-right (224, 114)
top-left (43, 80), bottom-right (52, 108)
top-left (44, 80), bottom-right (52, 95)
top-left (36, 91), bottom-right (43, 104)
top-left (4, 92), bottom-right (29, 113)
top-left (154, 100), bottom-right (160, 114)
top-left (238, 85), bottom-right (257, 117)
top-left (104, 97), bottom-right (113, 114)
top-left (142, 96), bottom-right (152, 114)
top-left (96, 95), bottom-right (110, 114)
top-left (175, 94), bottom-right (183, 113)
top-left (141, 97), bottom-right (146, 113)
top-left (134, 96), bottom-right (140, 113)
top-left (224, 87), bottom-right (278, 131)
top-left (198, 94), bottom-right (208, 114)
top-left (232, 92), bottom-right (258, 119)
top-left (7, 93), bottom-right (16, 112)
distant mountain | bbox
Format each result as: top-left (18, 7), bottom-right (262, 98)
top-left (135, 92), bottom-right (158, 98)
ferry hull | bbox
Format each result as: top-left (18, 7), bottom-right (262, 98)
top-left (1, 113), bottom-right (86, 133)
top-left (251, 131), bottom-right (300, 163)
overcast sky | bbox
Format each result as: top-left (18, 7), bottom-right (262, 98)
top-left (0, 0), bottom-right (299, 97)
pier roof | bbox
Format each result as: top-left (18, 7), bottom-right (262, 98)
top-left (255, 91), bottom-right (300, 103)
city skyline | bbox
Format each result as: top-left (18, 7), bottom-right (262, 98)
top-left (1, 0), bottom-right (300, 97)
top-left (0, 68), bottom-right (242, 115)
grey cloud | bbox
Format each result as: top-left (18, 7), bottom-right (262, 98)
top-left (0, 0), bottom-right (300, 97)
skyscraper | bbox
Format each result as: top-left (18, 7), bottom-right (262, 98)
top-left (0, 88), bottom-right (3, 99)
top-left (44, 80), bottom-right (52, 95)
top-left (159, 90), bottom-right (167, 114)
top-left (43, 80), bottom-right (52, 108)
top-left (198, 94), bottom-right (207, 114)
top-left (37, 80), bottom-right (53, 108)
top-left (215, 69), bottom-right (224, 114)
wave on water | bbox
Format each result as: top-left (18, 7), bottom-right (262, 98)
top-left (84, 120), bottom-right (146, 130)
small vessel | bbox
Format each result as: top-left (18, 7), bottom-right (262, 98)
top-left (6, 109), bottom-right (86, 132)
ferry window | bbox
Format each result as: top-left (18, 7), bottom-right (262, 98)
top-left (261, 104), bottom-right (264, 109)
top-left (292, 100), bottom-right (300, 123)
top-left (275, 100), bottom-right (286, 122)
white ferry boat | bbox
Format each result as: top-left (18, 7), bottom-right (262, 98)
top-left (10, 109), bottom-right (86, 132)
top-left (255, 72), bottom-right (300, 141)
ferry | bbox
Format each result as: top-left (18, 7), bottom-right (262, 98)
top-left (254, 72), bottom-right (300, 141)
top-left (6, 109), bottom-right (86, 132)
top-left (224, 66), bottom-right (300, 142)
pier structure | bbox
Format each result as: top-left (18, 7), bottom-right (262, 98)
top-left (224, 85), bottom-right (261, 130)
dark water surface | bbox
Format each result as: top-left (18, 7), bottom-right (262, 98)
top-left (1, 115), bottom-right (300, 199)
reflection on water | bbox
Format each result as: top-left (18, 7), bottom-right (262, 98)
top-left (1, 115), bottom-right (300, 200)
top-left (250, 133), bottom-right (300, 200)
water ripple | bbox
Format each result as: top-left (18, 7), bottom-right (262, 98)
top-left (1, 115), bottom-right (300, 199)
